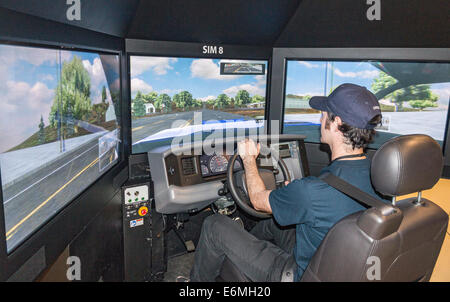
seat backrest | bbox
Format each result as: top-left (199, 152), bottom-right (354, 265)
top-left (300, 198), bottom-right (448, 282)
top-left (301, 134), bottom-right (449, 282)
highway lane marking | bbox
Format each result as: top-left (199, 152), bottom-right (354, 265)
top-left (6, 157), bottom-right (99, 239)
top-left (181, 118), bottom-right (194, 128)
top-left (6, 232), bottom-right (14, 241)
top-left (132, 126), bottom-right (144, 132)
top-left (132, 120), bottom-right (166, 132)
top-left (4, 143), bottom-right (99, 205)
top-left (152, 120), bottom-right (165, 125)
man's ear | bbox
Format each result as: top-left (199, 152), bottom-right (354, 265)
top-left (334, 116), bottom-right (343, 131)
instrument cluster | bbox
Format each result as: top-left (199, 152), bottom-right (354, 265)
top-left (200, 153), bottom-right (242, 177)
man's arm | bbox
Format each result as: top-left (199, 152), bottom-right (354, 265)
top-left (238, 139), bottom-right (272, 213)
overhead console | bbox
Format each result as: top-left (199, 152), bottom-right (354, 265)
top-left (147, 134), bottom-right (309, 214)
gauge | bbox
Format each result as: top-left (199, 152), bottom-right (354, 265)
top-left (209, 155), bottom-right (229, 173)
top-left (201, 164), bottom-right (209, 176)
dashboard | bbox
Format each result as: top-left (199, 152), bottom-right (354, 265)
top-left (147, 135), bottom-right (309, 214)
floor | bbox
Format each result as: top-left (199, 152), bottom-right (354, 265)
top-left (399, 178), bottom-right (450, 282)
top-left (162, 210), bottom-right (210, 282)
top-left (164, 252), bottom-right (195, 282)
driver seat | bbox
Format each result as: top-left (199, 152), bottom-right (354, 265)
top-left (217, 134), bottom-right (449, 282)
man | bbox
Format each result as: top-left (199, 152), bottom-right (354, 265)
top-left (190, 83), bottom-right (384, 282)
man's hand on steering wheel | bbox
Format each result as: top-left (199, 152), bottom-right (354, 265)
top-left (237, 138), bottom-right (273, 214)
top-left (238, 140), bottom-right (290, 186)
top-left (227, 138), bottom-right (291, 218)
top-left (237, 138), bottom-right (260, 165)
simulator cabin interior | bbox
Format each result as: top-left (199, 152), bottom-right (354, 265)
top-left (0, 0), bottom-right (449, 283)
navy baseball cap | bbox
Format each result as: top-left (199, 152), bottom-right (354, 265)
top-left (309, 83), bottom-right (382, 129)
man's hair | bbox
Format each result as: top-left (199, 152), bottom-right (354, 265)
top-left (325, 112), bottom-right (382, 150)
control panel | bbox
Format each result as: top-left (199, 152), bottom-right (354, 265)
top-left (123, 184), bottom-right (150, 229)
top-left (124, 185), bottom-right (149, 204)
top-left (122, 182), bottom-right (152, 281)
top-left (122, 180), bottom-right (166, 282)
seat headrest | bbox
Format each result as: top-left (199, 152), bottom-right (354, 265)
top-left (371, 134), bottom-right (443, 197)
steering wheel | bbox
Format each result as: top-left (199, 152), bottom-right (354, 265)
top-left (226, 144), bottom-right (291, 219)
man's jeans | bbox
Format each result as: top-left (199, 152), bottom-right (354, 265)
top-left (190, 214), bottom-right (296, 282)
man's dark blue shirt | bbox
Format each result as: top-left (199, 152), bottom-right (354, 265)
top-left (269, 158), bottom-right (385, 281)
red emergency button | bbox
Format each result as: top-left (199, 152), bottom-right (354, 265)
top-left (138, 206), bottom-right (148, 216)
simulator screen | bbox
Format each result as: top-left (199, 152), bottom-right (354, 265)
top-left (130, 56), bottom-right (268, 154)
top-left (0, 44), bottom-right (121, 252)
top-left (283, 60), bottom-right (450, 148)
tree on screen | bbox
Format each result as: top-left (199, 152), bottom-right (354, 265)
top-left (143, 92), bottom-right (158, 104)
top-left (193, 99), bottom-right (203, 108)
top-left (251, 95), bottom-right (265, 104)
top-left (102, 86), bottom-right (107, 104)
top-left (372, 72), bottom-right (438, 111)
top-left (133, 92), bottom-right (146, 117)
top-left (215, 94), bottom-right (230, 109)
top-left (235, 90), bottom-right (251, 107)
top-left (173, 91), bottom-right (194, 111)
top-left (49, 56), bottom-right (92, 132)
top-left (155, 93), bottom-right (172, 113)
top-left (409, 99), bottom-right (439, 110)
top-left (66, 104), bottom-right (75, 136)
top-left (395, 85), bottom-right (438, 110)
top-left (92, 102), bottom-right (109, 123)
top-left (38, 115), bottom-right (45, 144)
top-left (206, 99), bottom-right (216, 109)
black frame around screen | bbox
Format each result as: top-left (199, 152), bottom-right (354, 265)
top-left (125, 39), bottom-right (273, 155)
top-left (269, 48), bottom-right (450, 172)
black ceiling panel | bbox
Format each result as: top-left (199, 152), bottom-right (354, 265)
top-left (0, 0), bottom-right (447, 47)
top-left (0, 0), bottom-right (140, 38)
top-left (126, 0), bottom-right (302, 46)
top-left (276, 0), bottom-right (450, 47)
